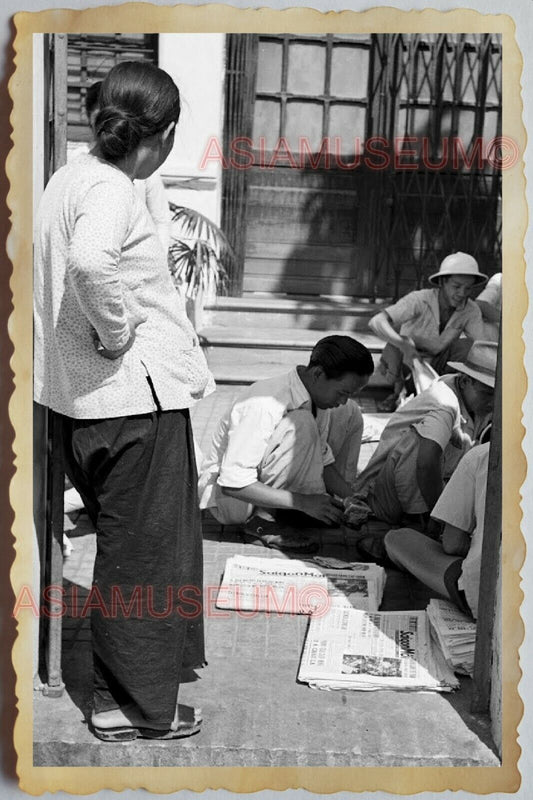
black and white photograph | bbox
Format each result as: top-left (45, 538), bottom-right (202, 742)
top-left (3, 2), bottom-right (529, 796)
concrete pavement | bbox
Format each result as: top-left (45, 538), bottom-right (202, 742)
top-left (33, 387), bottom-right (499, 767)
top-left (33, 512), bottom-right (498, 767)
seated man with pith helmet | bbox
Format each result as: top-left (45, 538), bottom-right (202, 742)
top-left (370, 252), bottom-right (487, 411)
top-left (345, 341), bottom-right (496, 559)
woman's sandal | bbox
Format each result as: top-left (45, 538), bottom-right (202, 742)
top-left (92, 706), bottom-right (202, 742)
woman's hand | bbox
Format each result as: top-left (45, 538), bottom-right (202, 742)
top-left (93, 310), bottom-right (147, 360)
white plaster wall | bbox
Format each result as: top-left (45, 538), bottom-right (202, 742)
top-left (158, 34), bottom-right (225, 225)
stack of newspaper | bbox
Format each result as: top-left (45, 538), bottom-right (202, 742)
top-left (298, 606), bottom-right (459, 692)
top-left (427, 599), bottom-right (477, 676)
top-left (216, 555), bottom-right (386, 615)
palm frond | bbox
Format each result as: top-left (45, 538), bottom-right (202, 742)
top-left (168, 203), bottom-right (235, 298)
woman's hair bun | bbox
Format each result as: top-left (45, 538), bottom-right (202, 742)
top-left (95, 61), bottom-right (181, 162)
top-left (94, 106), bottom-right (143, 162)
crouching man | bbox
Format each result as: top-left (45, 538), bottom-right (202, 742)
top-left (198, 335), bottom-right (374, 553)
top-left (345, 341), bottom-right (496, 559)
top-left (384, 442), bottom-right (491, 618)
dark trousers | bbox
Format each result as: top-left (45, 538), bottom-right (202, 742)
top-left (60, 409), bottom-right (205, 724)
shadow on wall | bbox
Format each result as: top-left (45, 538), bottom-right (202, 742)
top-left (254, 113), bottom-right (501, 306)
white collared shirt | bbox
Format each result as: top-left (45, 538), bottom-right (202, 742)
top-left (353, 374), bottom-right (490, 494)
top-left (198, 368), bottom-right (335, 509)
top-left (431, 443), bottom-right (490, 619)
top-left (34, 153), bottom-right (214, 418)
top-left (385, 288), bottom-right (484, 353)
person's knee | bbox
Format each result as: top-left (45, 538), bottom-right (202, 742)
top-left (384, 527), bottom-right (416, 562)
top-left (384, 529), bottom-right (402, 559)
top-left (211, 488), bottom-right (252, 525)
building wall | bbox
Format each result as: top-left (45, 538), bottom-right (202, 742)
top-left (158, 34), bottom-right (225, 225)
top-left (490, 549), bottom-right (502, 756)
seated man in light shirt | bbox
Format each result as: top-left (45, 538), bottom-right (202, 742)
top-left (384, 442), bottom-right (491, 619)
top-left (369, 252), bottom-right (487, 411)
top-left (198, 335), bottom-right (374, 553)
top-left (475, 272), bottom-right (502, 343)
top-left (345, 341), bottom-right (495, 559)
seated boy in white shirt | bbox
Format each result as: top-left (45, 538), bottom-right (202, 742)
top-left (198, 335), bottom-right (374, 553)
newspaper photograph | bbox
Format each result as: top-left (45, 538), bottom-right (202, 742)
top-left (216, 555), bottom-right (385, 614)
top-left (298, 606), bottom-right (459, 692)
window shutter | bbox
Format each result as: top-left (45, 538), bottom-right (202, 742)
top-left (67, 34), bottom-right (158, 142)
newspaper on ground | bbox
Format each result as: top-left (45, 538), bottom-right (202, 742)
top-left (427, 598), bottom-right (477, 676)
top-left (298, 605), bottom-right (459, 692)
top-left (216, 555), bottom-right (386, 615)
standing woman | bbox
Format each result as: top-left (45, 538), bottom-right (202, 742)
top-left (34, 61), bottom-right (215, 741)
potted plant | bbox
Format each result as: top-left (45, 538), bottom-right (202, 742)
top-left (168, 202), bottom-right (233, 329)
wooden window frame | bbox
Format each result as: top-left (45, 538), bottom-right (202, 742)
top-left (253, 33), bottom-right (372, 159)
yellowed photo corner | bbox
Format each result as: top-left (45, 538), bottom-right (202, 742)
top-left (7, 3), bottom-right (526, 794)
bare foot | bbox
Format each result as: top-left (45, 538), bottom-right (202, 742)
top-left (91, 702), bottom-right (202, 732)
top-left (91, 703), bottom-right (171, 731)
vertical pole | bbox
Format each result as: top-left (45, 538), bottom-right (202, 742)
top-left (221, 34), bottom-right (258, 296)
top-left (41, 33), bottom-right (68, 697)
top-left (471, 332), bottom-right (502, 712)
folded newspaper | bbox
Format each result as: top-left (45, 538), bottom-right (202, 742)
top-left (427, 598), bottom-right (477, 677)
top-left (298, 606), bottom-right (459, 692)
top-left (216, 555), bottom-right (386, 614)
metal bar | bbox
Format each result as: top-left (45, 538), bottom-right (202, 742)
top-left (280, 36), bottom-right (289, 140)
top-left (42, 411), bottom-right (66, 697)
top-left (323, 35), bottom-right (332, 140)
top-left (451, 35), bottom-right (464, 141)
top-left (471, 330), bottom-right (502, 713)
top-left (255, 92), bottom-right (367, 105)
top-left (220, 34), bottom-right (258, 296)
top-left (474, 35), bottom-right (490, 144)
top-left (40, 35), bottom-right (68, 697)
top-left (429, 34), bottom-right (445, 162)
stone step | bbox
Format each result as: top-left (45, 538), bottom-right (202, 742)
top-left (198, 326), bottom-right (389, 387)
top-left (198, 326), bottom-right (384, 352)
top-left (203, 295), bottom-right (388, 331)
top-left (206, 360), bottom-right (391, 390)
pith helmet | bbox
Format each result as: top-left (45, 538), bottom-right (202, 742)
top-left (428, 252), bottom-right (488, 287)
top-left (448, 340), bottom-right (497, 388)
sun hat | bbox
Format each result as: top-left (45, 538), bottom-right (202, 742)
top-left (428, 252), bottom-right (488, 286)
top-left (447, 340), bottom-right (497, 388)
